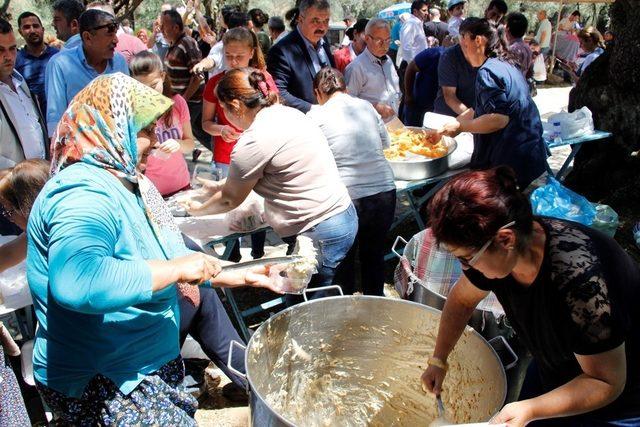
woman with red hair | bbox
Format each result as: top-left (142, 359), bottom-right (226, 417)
top-left (420, 167), bottom-right (640, 426)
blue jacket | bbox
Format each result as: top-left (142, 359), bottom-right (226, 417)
top-left (267, 29), bottom-right (335, 113)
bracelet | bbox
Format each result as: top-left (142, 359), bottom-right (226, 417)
top-left (427, 356), bottom-right (449, 372)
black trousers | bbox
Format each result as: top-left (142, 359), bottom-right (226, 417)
top-left (187, 101), bottom-right (212, 152)
top-left (180, 234), bottom-right (246, 387)
top-left (337, 189), bottom-right (396, 296)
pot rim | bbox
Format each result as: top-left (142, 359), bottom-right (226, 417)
top-left (243, 295), bottom-right (508, 426)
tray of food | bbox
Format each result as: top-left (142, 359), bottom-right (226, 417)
top-left (384, 126), bottom-right (457, 181)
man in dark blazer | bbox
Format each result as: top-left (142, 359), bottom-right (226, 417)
top-left (267, 0), bottom-right (334, 113)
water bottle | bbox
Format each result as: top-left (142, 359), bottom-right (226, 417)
top-left (552, 121), bottom-right (563, 144)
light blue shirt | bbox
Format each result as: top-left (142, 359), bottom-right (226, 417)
top-left (44, 46), bottom-right (129, 136)
top-left (62, 34), bottom-right (81, 50)
top-left (27, 163), bottom-right (180, 398)
top-left (344, 48), bottom-right (401, 114)
top-left (577, 47), bottom-right (604, 77)
top-left (298, 27), bottom-right (329, 73)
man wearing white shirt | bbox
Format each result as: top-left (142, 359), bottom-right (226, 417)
top-left (0, 19), bottom-right (47, 170)
top-left (399, 0), bottom-right (428, 90)
top-left (345, 19), bottom-right (400, 120)
top-left (400, 0), bottom-right (428, 64)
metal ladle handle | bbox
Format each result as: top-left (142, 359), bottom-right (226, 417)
top-left (227, 340), bottom-right (247, 381)
top-left (436, 395), bottom-right (445, 417)
top-left (302, 285), bottom-right (344, 301)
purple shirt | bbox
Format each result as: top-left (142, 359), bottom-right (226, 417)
top-left (509, 38), bottom-right (533, 78)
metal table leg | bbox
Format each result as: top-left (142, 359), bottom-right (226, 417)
top-left (204, 237), bottom-right (253, 342)
top-left (222, 288), bottom-right (252, 342)
top-left (555, 143), bottom-right (582, 181)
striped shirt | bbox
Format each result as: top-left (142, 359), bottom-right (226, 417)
top-left (164, 33), bottom-right (203, 102)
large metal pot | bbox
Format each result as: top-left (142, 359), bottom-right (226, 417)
top-left (392, 235), bottom-right (514, 347)
top-left (229, 287), bottom-right (508, 427)
top-left (387, 128), bottom-right (458, 181)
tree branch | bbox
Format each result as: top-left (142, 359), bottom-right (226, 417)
top-left (0, 0), bottom-right (11, 18)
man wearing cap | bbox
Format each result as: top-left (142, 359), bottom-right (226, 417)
top-left (334, 18), bottom-right (367, 74)
top-left (447, 0), bottom-right (465, 40)
top-left (341, 15), bottom-right (354, 46)
top-left (345, 19), bottom-right (400, 120)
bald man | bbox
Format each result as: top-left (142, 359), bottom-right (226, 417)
top-left (535, 10), bottom-right (552, 55)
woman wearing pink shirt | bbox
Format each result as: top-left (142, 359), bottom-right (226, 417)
top-left (130, 51), bottom-right (194, 196)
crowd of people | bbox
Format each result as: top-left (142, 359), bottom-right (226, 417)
top-left (0, 0), bottom-right (636, 425)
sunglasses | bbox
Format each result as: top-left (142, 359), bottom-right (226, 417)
top-left (453, 221), bottom-right (516, 269)
top-left (91, 22), bottom-right (118, 34)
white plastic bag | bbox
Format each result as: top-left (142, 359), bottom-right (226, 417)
top-left (547, 107), bottom-right (594, 140)
top-left (533, 53), bottom-right (547, 82)
top-left (223, 191), bottom-right (266, 232)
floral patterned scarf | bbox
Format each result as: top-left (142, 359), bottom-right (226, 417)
top-left (51, 73), bottom-right (200, 305)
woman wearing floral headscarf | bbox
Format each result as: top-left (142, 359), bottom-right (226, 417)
top-left (26, 73), bottom-right (277, 424)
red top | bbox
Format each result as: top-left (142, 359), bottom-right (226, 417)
top-left (334, 46), bottom-right (354, 74)
top-left (203, 70), bottom-right (278, 164)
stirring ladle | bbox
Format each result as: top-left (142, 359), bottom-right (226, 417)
top-left (428, 394), bottom-right (451, 427)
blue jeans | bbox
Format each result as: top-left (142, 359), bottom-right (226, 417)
top-left (284, 204), bottom-right (358, 304)
top-left (211, 162), bottom-right (230, 180)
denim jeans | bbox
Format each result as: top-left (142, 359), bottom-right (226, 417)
top-left (337, 189), bottom-right (396, 296)
top-left (284, 204), bottom-right (358, 304)
top-left (180, 234), bottom-right (246, 387)
top-left (179, 287), bottom-right (246, 388)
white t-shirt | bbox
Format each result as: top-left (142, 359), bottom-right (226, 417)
top-left (206, 41), bottom-right (226, 78)
top-left (229, 104), bottom-right (352, 237)
top-left (400, 14), bottom-right (427, 63)
top-left (536, 18), bottom-right (553, 48)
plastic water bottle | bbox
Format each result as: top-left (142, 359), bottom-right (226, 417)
top-left (552, 121), bottom-right (563, 144)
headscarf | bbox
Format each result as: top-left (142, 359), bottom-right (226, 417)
top-left (51, 73), bottom-right (200, 305)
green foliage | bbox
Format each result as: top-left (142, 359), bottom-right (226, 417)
top-left (4, 0), bottom-right (611, 38)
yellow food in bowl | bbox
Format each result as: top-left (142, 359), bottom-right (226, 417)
top-left (384, 128), bottom-right (448, 161)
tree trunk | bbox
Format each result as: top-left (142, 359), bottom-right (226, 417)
top-left (566, 0), bottom-right (640, 258)
top-left (0, 0), bottom-right (10, 19)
